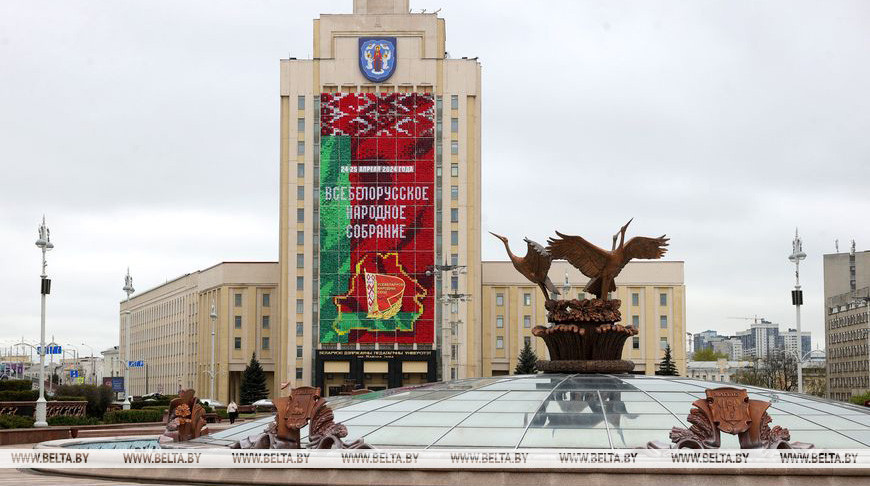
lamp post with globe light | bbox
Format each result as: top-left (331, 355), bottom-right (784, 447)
top-left (209, 297), bottom-right (217, 402)
top-left (789, 229), bottom-right (807, 394)
top-left (34, 216), bottom-right (54, 427)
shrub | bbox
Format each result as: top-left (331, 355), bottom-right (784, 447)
top-left (0, 415), bottom-right (35, 429)
top-left (47, 415), bottom-right (100, 426)
top-left (102, 409), bottom-right (164, 424)
top-left (216, 408), bottom-right (228, 419)
top-left (54, 384), bottom-right (113, 418)
top-left (130, 394), bottom-right (177, 410)
top-left (849, 391), bottom-right (870, 407)
top-left (0, 390), bottom-right (39, 401)
top-left (0, 380), bottom-right (32, 392)
top-left (51, 395), bottom-right (87, 402)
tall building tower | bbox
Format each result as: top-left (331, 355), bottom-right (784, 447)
top-left (278, 0), bottom-right (482, 395)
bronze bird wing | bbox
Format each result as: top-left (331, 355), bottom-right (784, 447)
top-left (623, 235), bottom-right (670, 261)
top-left (547, 231), bottom-right (609, 279)
top-left (523, 238), bottom-right (552, 275)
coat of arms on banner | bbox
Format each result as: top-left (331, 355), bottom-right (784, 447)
top-left (706, 387), bottom-right (752, 434)
top-left (365, 272), bottom-right (405, 319)
top-left (359, 37), bottom-right (397, 82)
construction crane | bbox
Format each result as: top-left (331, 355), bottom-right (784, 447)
top-left (727, 316), bottom-right (767, 324)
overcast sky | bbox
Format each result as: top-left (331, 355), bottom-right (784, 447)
top-left (1, 0), bottom-right (869, 356)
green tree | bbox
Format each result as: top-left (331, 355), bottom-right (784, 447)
top-left (514, 341), bottom-right (538, 375)
top-left (692, 347), bottom-right (728, 361)
top-left (240, 353), bottom-right (269, 405)
top-left (657, 344), bottom-right (678, 376)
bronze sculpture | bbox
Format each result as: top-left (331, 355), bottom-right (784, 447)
top-left (158, 389), bottom-right (208, 444)
top-left (489, 232), bottom-right (560, 300)
top-left (236, 385), bottom-right (371, 450)
top-left (547, 219), bottom-right (669, 300)
top-left (647, 387), bottom-right (814, 449)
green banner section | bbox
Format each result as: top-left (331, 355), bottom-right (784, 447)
top-left (319, 135), bottom-right (351, 343)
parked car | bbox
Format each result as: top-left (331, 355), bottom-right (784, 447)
top-left (199, 398), bottom-right (224, 409)
top-left (251, 399), bottom-right (274, 412)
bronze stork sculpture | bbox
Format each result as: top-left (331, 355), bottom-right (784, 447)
top-left (547, 219), bottom-right (669, 300)
top-left (490, 232), bottom-right (560, 300)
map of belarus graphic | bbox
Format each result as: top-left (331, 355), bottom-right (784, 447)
top-left (319, 93), bottom-right (435, 344)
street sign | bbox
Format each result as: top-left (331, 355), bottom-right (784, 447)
top-left (102, 376), bottom-right (125, 392)
top-left (70, 369), bottom-right (79, 378)
top-left (75, 377), bottom-right (84, 384)
top-left (36, 345), bottom-right (62, 355)
top-left (127, 360), bottom-right (144, 368)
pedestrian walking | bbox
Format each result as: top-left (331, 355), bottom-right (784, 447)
top-left (227, 401), bottom-right (239, 424)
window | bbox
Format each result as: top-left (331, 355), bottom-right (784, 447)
top-left (450, 368), bottom-right (457, 380)
top-left (297, 163), bottom-right (305, 178)
top-left (451, 163), bottom-right (459, 177)
top-left (496, 316), bottom-right (504, 328)
top-left (262, 316), bottom-right (270, 329)
top-left (234, 293), bottom-right (242, 307)
top-left (262, 293), bottom-right (270, 307)
top-left (523, 315), bottom-right (531, 328)
top-left (296, 322), bottom-right (303, 336)
top-left (660, 315), bottom-right (668, 329)
top-left (297, 230), bottom-right (304, 245)
top-left (633, 337), bottom-right (640, 349)
top-left (450, 95), bottom-right (458, 110)
top-left (660, 293), bottom-right (667, 306)
top-left (296, 299), bottom-right (304, 314)
top-left (523, 293), bottom-right (532, 306)
top-left (297, 118), bottom-right (305, 133)
top-left (450, 231), bottom-right (459, 245)
top-left (451, 301), bottom-right (459, 314)
top-left (451, 253), bottom-right (459, 266)
top-left (451, 345), bottom-right (457, 360)
top-left (296, 254), bottom-right (304, 268)
top-left (297, 186), bottom-right (304, 200)
top-left (450, 208), bottom-right (459, 222)
top-left (296, 368), bottom-right (303, 380)
top-left (496, 293), bottom-right (504, 306)
top-left (296, 276), bottom-right (304, 290)
top-left (450, 276), bottom-right (458, 290)
top-left (631, 293), bottom-right (639, 306)
top-left (297, 208), bottom-right (304, 223)
top-left (632, 315), bottom-right (639, 327)
top-left (297, 141), bottom-right (305, 156)
top-left (660, 337), bottom-right (668, 350)
top-left (577, 293), bottom-right (585, 300)
top-left (234, 337), bottom-right (242, 349)
top-left (451, 141), bottom-right (459, 154)
top-left (450, 185), bottom-right (459, 200)
top-left (234, 316), bottom-right (242, 329)
top-left (296, 346), bottom-right (303, 358)
top-left (524, 336), bottom-right (531, 347)
top-left (451, 118), bottom-right (458, 133)
top-left (297, 95), bottom-right (305, 110)
top-left (262, 337), bottom-right (270, 350)
top-left (496, 336), bottom-right (504, 349)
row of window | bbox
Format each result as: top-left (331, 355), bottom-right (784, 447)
top-left (296, 93), bottom-right (459, 111)
top-left (831, 376), bottom-right (870, 389)
top-left (494, 336), bottom-right (534, 349)
top-left (829, 328), bottom-right (869, 344)
top-left (232, 337), bottom-right (270, 350)
top-left (830, 360), bottom-right (869, 373)
top-left (827, 312), bottom-right (869, 329)
top-left (233, 293), bottom-right (270, 307)
top-left (233, 315), bottom-right (271, 329)
top-left (829, 344), bottom-right (869, 358)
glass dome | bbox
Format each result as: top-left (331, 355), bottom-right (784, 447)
top-left (192, 374), bottom-right (870, 449)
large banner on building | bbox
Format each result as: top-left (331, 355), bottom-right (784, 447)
top-left (319, 93), bottom-right (435, 344)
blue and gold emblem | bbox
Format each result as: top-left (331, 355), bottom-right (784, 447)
top-left (359, 37), bottom-right (396, 83)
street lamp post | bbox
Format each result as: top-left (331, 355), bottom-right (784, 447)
top-left (122, 269), bottom-right (134, 409)
top-left (81, 343), bottom-right (95, 385)
top-left (209, 297), bottom-right (217, 402)
top-left (34, 216), bottom-right (54, 427)
top-left (788, 229), bottom-right (807, 394)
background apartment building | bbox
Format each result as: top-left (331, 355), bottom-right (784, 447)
top-left (119, 262), bottom-right (278, 403)
top-left (481, 260), bottom-right (687, 376)
top-left (824, 244), bottom-right (870, 401)
top-left (278, 0), bottom-right (482, 394)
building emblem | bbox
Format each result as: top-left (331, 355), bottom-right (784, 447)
top-left (706, 387), bottom-right (752, 434)
top-left (359, 37), bottom-right (396, 83)
top-left (365, 272), bottom-right (405, 319)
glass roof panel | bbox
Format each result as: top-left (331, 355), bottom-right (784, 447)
top-left (342, 411), bottom-right (409, 426)
top-left (520, 427), bottom-right (611, 448)
top-left (606, 413), bottom-right (684, 430)
top-left (529, 413), bottom-right (608, 429)
top-left (422, 400), bottom-right (491, 412)
top-left (376, 399), bottom-right (438, 412)
top-left (452, 391), bottom-right (506, 400)
top-left (459, 412), bottom-right (533, 428)
top-left (391, 412), bottom-right (470, 427)
top-left (838, 430), bottom-right (870, 446)
top-left (432, 427), bottom-right (526, 448)
top-left (362, 426), bottom-right (450, 446)
top-left (610, 429), bottom-right (676, 448)
top-left (480, 400), bottom-right (542, 413)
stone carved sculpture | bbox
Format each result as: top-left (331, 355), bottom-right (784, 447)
top-left (158, 389), bottom-right (208, 444)
top-left (490, 233), bottom-right (560, 300)
top-left (647, 387), bottom-right (814, 449)
top-left (235, 386), bottom-right (371, 450)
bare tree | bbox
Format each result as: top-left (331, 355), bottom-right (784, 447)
top-left (733, 351), bottom-right (798, 392)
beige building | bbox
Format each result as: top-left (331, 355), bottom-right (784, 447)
top-left (278, 0), bottom-right (482, 393)
top-left (823, 247), bottom-right (870, 401)
top-left (481, 261), bottom-right (687, 376)
top-left (119, 262), bottom-right (279, 403)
